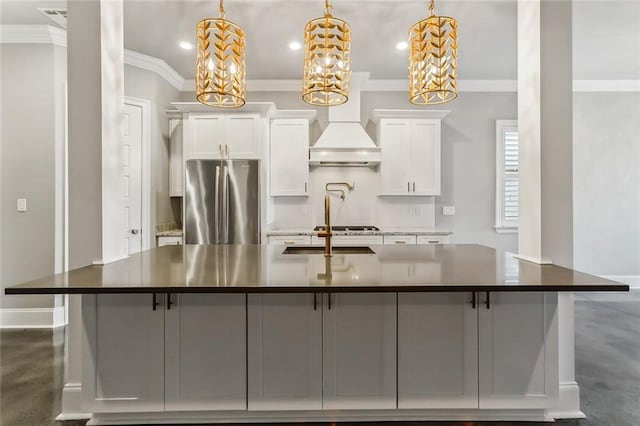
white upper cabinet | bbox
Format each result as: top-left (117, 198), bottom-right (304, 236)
top-left (373, 110), bottom-right (448, 197)
top-left (379, 119), bottom-right (412, 195)
top-left (478, 292), bottom-right (558, 409)
top-left (184, 114), bottom-right (260, 159)
top-left (410, 120), bottom-right (441, 195)
top-left (270, 118), bottom-right (310, 196)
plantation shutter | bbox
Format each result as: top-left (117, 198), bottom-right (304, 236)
top-left (502, 129), bottom-right (519, 224)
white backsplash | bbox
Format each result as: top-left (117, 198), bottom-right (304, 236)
top-left (271, 167), bottom-right (435, 229)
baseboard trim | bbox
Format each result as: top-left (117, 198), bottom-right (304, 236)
top-left (0, 306), bottom-right (66, 329)
top-left (57, 383), bottom-right (91, 421)
top-left (600, 275), bottom-right (640, 290)
top-left (88, 409), bottom-right (552, 425)
top-left (549, 381), bottom-right (585, 420)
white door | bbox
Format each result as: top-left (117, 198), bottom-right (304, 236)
top-left (379, 119), bottom-right (412, 195)
top-left (322, 292), bottom-right (397, 409)
top-left (478, 292), bottom-right (558, 409)
top-left (122, 102), bottom-right (143, 254)
top-left (82, 294), bottom-right (165, 413)
top-left (411, 120), bottom-right (441, 195)
top-left (165, 294), bottom-right (246, 411)
top-left (247, 293), bottom-right (322, 410)
top-left (398, 293), bottom-right (478, 409)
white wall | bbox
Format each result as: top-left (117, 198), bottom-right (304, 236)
top-left (0, 43), bottom-right (65, 310)
top-left (573, 92), bottom-right (640, 276)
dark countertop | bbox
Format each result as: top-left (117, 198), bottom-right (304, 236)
top-left (4, 244), bottom-right (628, 295)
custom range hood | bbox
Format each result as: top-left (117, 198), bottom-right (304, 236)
top-left (309, 73), bottom-right (381, 166)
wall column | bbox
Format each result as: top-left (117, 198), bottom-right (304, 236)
top-left (58, 0), bottom-right (126, 420)
top-left (517, 0), bottom-right (579, 418)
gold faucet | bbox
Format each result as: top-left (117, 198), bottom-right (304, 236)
top-left (317, 182), bottom-right (354, 257)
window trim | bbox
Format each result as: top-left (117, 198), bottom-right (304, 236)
top-left (495, 120), bottom-right (519, 233)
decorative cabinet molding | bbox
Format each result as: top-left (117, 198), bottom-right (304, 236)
top-left (270, 119), bottom-right (311, 196)
top-left (372, 109), bottom-right (448, 197)
top-left (398, 291), bottom-right (558, 410)
top-left (377, 118), bottom-right (441, 196)
top-left (83, 294), bottom-right (246, 414)
top-left (183, 113), bottom-right (261, 160)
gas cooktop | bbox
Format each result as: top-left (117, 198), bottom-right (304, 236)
top-left (313, 225), bottom-right (380, 232)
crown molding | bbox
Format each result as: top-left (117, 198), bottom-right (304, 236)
top-left (573, 80), bottom-right (640, 92)
top-left (123, 49), bottom-right (185, 91)
top-left (0, 24), bottom-right (66, 47)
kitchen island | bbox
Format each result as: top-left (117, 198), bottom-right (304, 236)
top-left (6, 244), bottom-right (627, 425)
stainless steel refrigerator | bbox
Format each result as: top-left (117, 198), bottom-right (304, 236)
top-left (184, 159), bottom-right (260, 244)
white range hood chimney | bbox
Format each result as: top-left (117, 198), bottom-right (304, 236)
top-left (309, 72), bottom-right (381, 166)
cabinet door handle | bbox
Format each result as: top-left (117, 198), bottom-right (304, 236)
top-left (283, 241), bottom-right (295, 245)
top-left (152, 293), bottom-right (159, 311)
top-left (167, 293), bottom-right (173, 310)
top-left (485, 291), bottom-right (491, 309)
top-left (328, 293), bottom-right (332, 310)
top-left (313, 293), bottom-right (317, 311)
top-left (218, 144), bottom-right (222, 156)
top-left (305, 182), bottom-right (307, 193)
top-left (395, 240), bottom-right (407, 244)
top-left (225, 144), bottom-right (229, 156)
top-left (470, 292), bottom-right (476, 309)
top-left (413, 182), bottom-right (416, 192)
top-left (408, 182), bottom-right (410, 193)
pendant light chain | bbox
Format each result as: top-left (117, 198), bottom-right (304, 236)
top-left (218, 0), bottom-right (225, 18)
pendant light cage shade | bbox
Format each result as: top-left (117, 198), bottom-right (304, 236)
top-left (195, 7), bottom-right (246, 108)
top-left (409, 8), bottom-right (458, 105)
top-left (302, 3), bottom-right (351, 106)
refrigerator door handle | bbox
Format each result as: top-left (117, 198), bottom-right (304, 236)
top-left (214, 165), bottom-right (221, 244)
top-left (222, 165), bottom-right (230, 244)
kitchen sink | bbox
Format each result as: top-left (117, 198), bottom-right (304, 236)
top-left (283, 246), bottom-right (375, 255)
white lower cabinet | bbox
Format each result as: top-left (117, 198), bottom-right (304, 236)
top-left (397, 291), bottom-right (558, 410)
top-left (164, 294), bottom-right (246, 411)
top-left (478, 292), bottom-right (558, 409)
top-left (247, 293), bottom-right (322, 410)
top-left (83, 293), bottom-right (247, 414)
top-left (82, 294), bottom-right (165, 413)
top-left (398, 292), bottom-right (478, 409)
top-left (247, 292), bottom-right (396, 411)
top-left (322, 292), bottom-right (397, 409)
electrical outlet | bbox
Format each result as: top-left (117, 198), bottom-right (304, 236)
top-left (443, 205), bottom-right (455, 216)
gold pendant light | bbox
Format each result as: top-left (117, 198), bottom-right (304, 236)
top-left (195, 0), bottom-right (246, 108)
top-left (302, 0), bottom-right (351, 106)
top-left (409, 0), bottom-right (458, 105)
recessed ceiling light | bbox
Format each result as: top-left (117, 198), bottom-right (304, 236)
top-left (396, 41), bottom-right (409, 51)
top-left (179, 41), bottom-right (193, 50)
top-left (288, 41), bottom-right (302, 51)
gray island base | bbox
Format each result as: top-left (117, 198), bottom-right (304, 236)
top-left (6, 244), bottom-right (627, 425)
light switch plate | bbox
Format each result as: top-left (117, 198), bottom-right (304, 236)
top-left (443, 205), bottom-right (455, 216)
top-left (17, 198), bottom-right (27, 212)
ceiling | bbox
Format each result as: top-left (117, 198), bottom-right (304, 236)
top-left (1, 0), bottom-right (639, 81)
